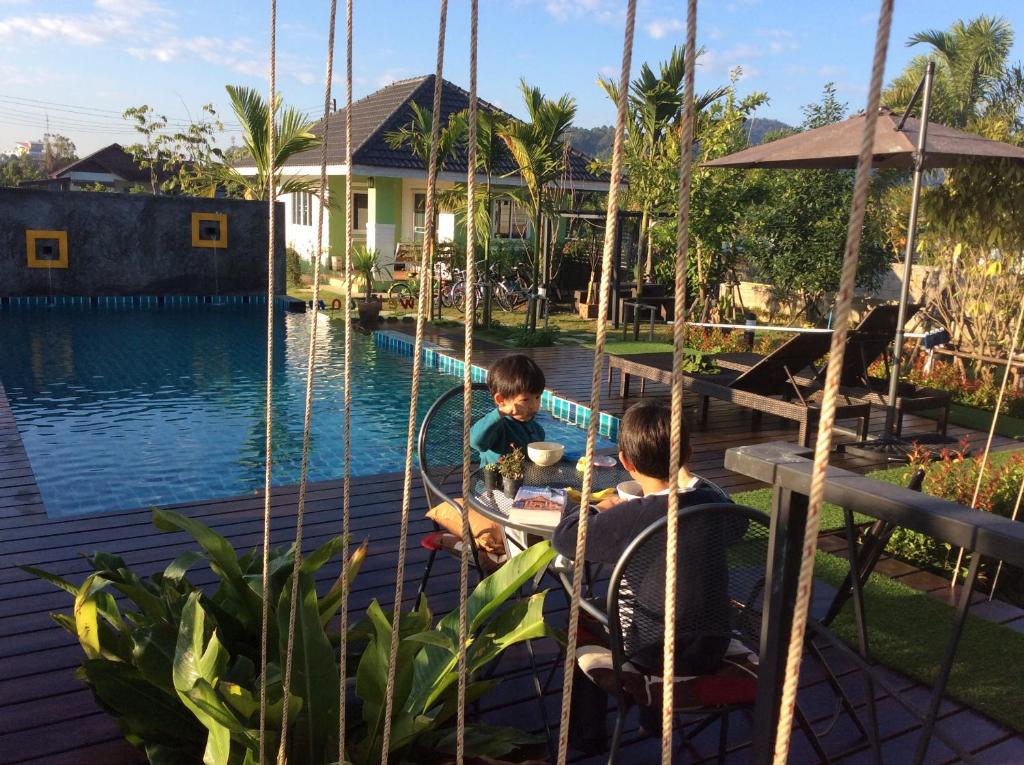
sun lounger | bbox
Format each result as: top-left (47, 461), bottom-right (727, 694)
top-left (713, 305), bottom-right (950, 436)
top-left (607, 333), bottom-right (873, 448)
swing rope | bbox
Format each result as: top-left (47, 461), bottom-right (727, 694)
top-left (456, 1), bottom-right (480, 762)
top-left (258, 0), bottom-right (279, 761)
top-left (338, 0), bottom-right (355, 761)
top-left (275, 0), bottom-right (339, 761)
top-left (952, 297), bottom-right (1024, 582)
top-left (379, 2), bottom-right (449, 761)
top-left (554, 2), bottom-right (636, 763)
top-left (771, 2), bottom-right (894, 761)
top-left (662, 0), bottom-right (698, 752)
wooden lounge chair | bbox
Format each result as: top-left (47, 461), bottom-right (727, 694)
top-left (714, 305), bottom-right (950, 436)
top-left (607, 332), bottom-right (873, 448)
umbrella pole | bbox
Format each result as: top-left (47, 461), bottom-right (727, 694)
top-left (884, 60), bottom-right (935, 435)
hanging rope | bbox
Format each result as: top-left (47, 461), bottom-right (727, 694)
top-left (456, 1), bottom-right (479, 763)
top-left (338, 0), bottom-right (355, 761)
top-left (554, 2), bottom-right (636, 764)
top-left (379, 2), bottom-right (448, 761)
top-left (952, 297), bottom-right (1024, 583)
top-left (273, 0), bottom-right (339, 762)
top-left (258, 1), bottom-right (278, 762)
top-left (662, 0), bottom-right (697, 753)
top-left (771, 2), bottom-right (893, 762)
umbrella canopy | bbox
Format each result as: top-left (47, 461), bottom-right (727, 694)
top-left (703, 107), bottom-right (1024, 170)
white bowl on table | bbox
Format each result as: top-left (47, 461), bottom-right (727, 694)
top-left (527, 441), bottom-right (565, 467)
top-left (616, 480), bottom-right (644, 501)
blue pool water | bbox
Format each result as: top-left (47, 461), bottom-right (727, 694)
top-left (0, 305), bottom-right (613, 517)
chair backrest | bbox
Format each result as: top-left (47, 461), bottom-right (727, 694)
top-left (606, 503), bottom-right (770, 678)
top-left (417, 382), bottom-right (494, 502)
top-left (731, 332), bottom-right (833, 393)
top-left (840, 303), bottom-right (922, 387)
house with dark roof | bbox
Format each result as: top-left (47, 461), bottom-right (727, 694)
top-left (235, 75), bottom-right (609, 269)
top-left (20, 143), bottom-right (172, 192)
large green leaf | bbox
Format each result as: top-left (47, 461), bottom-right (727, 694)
top-left (434, 723), bottom-right (546, 759)
top-left (20, 565), bottom-right (80, 597)
top-left (319, 539), bottom-right (368, 628)
top-left (153, 509), bottom-right (261, 628)
top-left (405, 542), bottom-right (554, 715)
top-left (82, 659), bottom-right (204, 750)
top-left (276, 570), bottom-right (340, 765)
top-left (132, 623), bottom-right (180, 692)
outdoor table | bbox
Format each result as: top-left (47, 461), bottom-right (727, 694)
top-left (466, 454), bottom-right (630, 538)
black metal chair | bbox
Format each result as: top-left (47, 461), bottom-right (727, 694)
top-left (574, 503), bottom-right (831, 764)
top-left (415, 382), bottom-right (497, 600)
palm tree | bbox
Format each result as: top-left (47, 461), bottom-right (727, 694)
top-left (499, 79), bottom-right (577, 331)
top-left (599, 46), bottom-right (728, 281)
top-left (214, 85), bottom-right (321, 200)
top-left (385, 103), bottom-right (467, 320)
top-left (437, 110), bottom-right (506, 325)
top-left (883, 15), bottom-right (1017, 129)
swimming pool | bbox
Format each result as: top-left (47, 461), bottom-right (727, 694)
top-left (0, 305), bottom-right (614, 517)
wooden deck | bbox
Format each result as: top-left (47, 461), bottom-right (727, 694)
top-left (1, 340), bottom-right (1022, 763)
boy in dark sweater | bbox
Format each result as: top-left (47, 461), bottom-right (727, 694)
top-left (470, 354), bottom-right (546, 465)
top-left (553, 400), bottom-right (739, 748)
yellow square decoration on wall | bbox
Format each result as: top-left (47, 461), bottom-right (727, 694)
top-left (191, 213), bottom-right (228, 248)
top-left (26, 230), bottom-right (69, 269)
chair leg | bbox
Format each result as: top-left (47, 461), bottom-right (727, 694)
top-left (607, 702), bottom-right (628, 765)
top-left (795, 703), bottom-right (832, 764)
top-left (717, 711), bottom-right (730, 765)
top-left (416, 546), bottom-right (438, 602)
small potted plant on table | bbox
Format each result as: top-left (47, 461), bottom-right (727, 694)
top-left (498, 446), bottom-right (525, 497)
top-left (483, 462), bottom-right (499, 493)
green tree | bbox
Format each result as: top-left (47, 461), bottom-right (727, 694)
top-left (883, 15), bottom-right (1020, 129)
top-left (211, 85), bottom-right (321, 200)
top-left (598, 46), bottom-right (728, 282)
top-left (498, 79), bottom-right (577, 330)
top-left (42, 133), bottom-right (77, 174)
top-left (737, 84), bottom-right (893, 321)
top-left (123, 105), bottom-right (171, 193)
top-left (0, 154), bottom-right (43, 187)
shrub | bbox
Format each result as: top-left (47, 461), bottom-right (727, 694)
top-left (26, 510), bottom-right (555, 765)
top-left (286, 246), bottom-right (302, 287)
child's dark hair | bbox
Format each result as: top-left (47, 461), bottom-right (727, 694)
top-left (618, 400), bottom-right (692, 480)
top-left (487, 354), bottom-right (545, 399)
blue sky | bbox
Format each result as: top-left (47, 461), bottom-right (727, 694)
top-left (3, 0), bottom-right (1024, 154)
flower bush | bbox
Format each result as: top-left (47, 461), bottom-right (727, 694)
top-left (902, 354), bottom-right (1024, 418)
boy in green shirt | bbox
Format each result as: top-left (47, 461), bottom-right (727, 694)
top-left (470, 354), bottom-right (546, 465)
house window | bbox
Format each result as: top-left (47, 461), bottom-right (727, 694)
top-left (492, 198), bottom-right (529, 239)
top-left (354, 193), bottom-right (368, 231)
top-left (413, 192), bottom-right (427, 242)
top-left (291, 192), bottom-right (312, 226)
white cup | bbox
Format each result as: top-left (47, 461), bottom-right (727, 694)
top-left (616, 480), bottom-right (644, 501)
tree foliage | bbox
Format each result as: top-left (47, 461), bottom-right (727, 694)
top-left (124, 104), bottom-right (223, 195)
top-left (0, 154), bottom-right (43, 187)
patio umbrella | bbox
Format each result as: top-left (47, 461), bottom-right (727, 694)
top-left (704, 61), bottom-right (1024, 455)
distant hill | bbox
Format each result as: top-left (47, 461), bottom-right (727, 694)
top-left (566, 125), bottom-right (615, 160)
top-left (743, 118), bottom-right (794, 145)
top-left (565, 117), bottom-right (793, 161)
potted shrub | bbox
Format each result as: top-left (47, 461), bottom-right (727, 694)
top-left (26, 509), bottom-right (557, 765)
top-left (497, 446), bottom-right (525, 497)
top-left (483, 462), bottom-right (499, 492)
top-left (352, 244), bottom-right (383, 324)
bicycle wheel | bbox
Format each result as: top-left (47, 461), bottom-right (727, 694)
top-left (451, 282), bottom-right (467, 313)
top-left (387, 282), bottom-right (414, 311)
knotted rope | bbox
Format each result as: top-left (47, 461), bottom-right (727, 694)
top-left (378, 2), bottom-right (448, 761)
top-left (338, 0), bottom-right (355, 761)
top-left (258, 1), bottom-right (278, 761)
top-left (662, 0), bottom-right (697, 752)
top-left (456, 1), bottom-right (480, 763)
top-left (554, 2), bottom-right (636, 763)
top-left (771, 2), bottom-right (893, 761)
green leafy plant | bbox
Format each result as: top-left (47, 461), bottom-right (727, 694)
top-left (286, 246), bottom-right (302, 287)
top-left (27, 510), bottom-right (555, 765)
top-left (497, 447), bottom-right (526, 480)
top-left (352, 245), bottom-right (383, 300)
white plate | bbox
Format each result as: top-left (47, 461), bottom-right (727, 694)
top-left (593, 455), bottom-right (617, 468)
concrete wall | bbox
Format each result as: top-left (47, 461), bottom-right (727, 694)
top-left (0, 188), bottom-right (285, 297)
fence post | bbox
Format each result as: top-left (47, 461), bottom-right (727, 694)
top-left (744, 311), bottom-right (757, 351)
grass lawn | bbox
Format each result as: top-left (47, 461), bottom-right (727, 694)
top-left (816, 551), bottom-right (1024, 733)
top-left (919, 402), bottom-right (1024, 441)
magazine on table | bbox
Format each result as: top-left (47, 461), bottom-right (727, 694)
top-left (508, 486), bottom-right (566, 528)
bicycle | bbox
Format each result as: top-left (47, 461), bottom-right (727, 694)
top-left (386, 275), bottom-right (448, 312)
top-left (448, 264), bottom-right (531, 314)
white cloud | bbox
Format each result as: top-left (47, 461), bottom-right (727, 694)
top-left (646, 18), bottom-right (682, 40)
top-left (598, 65), bottom-right (616, 78)
top-left (517, 0), bottom-right (619, 23)
top-left (817, 65), bottom-right (845, 78)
